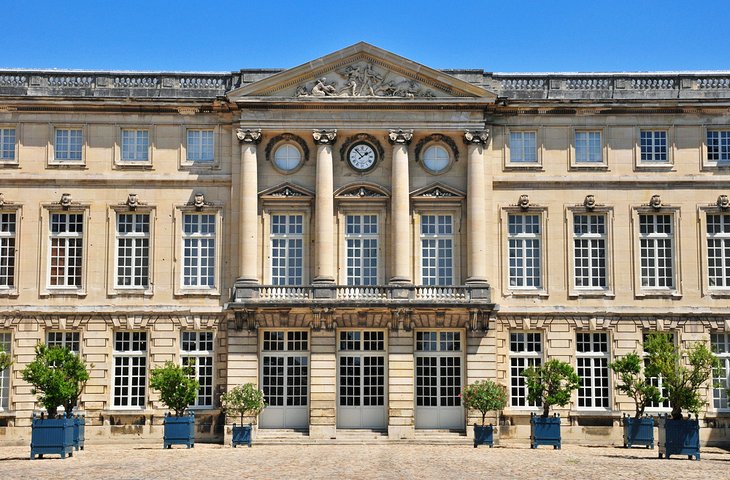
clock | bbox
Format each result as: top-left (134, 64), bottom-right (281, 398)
top-left (347, 142), bottom-right (377, 172)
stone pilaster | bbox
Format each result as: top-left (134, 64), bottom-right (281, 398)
top-left (309, 329), bottom-right (337, 439)
top-left (388, 328), bottom-right (415, 439)
top-left (313, 129), bottom-right (337, 284)
top-left (388, 129), bottom-right (413, 284)
top-left (236, 128), bottom-right (262, 283)
top-left (464, 129), bottom-right (490, 284)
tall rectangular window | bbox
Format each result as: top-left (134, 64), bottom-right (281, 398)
top-left (113, 331), bottom-right (147, 408)
top-left (508, 214), bottom-right (541, 288)
top-left (121, 129), bottom-right (149, 162)
top-left (509, 131), bottom-right (537, 163)
top-left (712, 333), bottom-right (730, 410)
top-left (573, 213), bottom-right (607, 289)
top-left (421, 215), bottom-right (453, 286)
top-left (415, 331), bottom-right (462, 408)
top-left (640, 130), bottom-right (668, 163)
top-left (707, 130), bottom-right (730, 164)
top-left (0, 213), bottom-right (16, 289)
top-left (186, 129), bottom-right (214, 162)
top-left (707, 213), bottom-right (730, 289)
top-left (182, 331), bottom-right (214, 408)
top-left (49, 213), bottom-right (84, 288)
top-left (509, 332), bottom-right (542, 408)
top-left (47, 331), bottom-right (80, 354)
top-left (576, 332), bottom-right (610, 409)
top-left (639, 214), bottom-right (674, 289)
top-left (116, 213), bottom-right (150, 288)
top-left (575, 130), bottom-right (602, 163)
top-left (0, 332), bottom-right (10, 410)
top-left (55, 128), bottom-right (83, 161)
top-left (182, 214), bottom-right (216, 288)
top-left (271, 214), bottom-right (303, 286)
top-left (0, 128), bottom-right (16, 161)
top-left (346, 214), bottom-right (378, 286)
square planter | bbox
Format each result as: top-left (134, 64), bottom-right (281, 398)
top-left (163, 412), bottom-right (195, 449)
top-left (530, 413), bottom-right (561, 449)
top-left (623, 416), bottom-right (654, 449)
top-left (73, 414), bottom-right (86, 451)
top-left (473, 424), bottom-right (495, 448)
top-left (657, 415), bottom-right (700, 460)
top-left (232, 423), bottom-right (253, 448)
top-left (30, 414), bottom-right (75, 459)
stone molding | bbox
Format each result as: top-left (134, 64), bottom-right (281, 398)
top-left (236, 128), bottom-right (262, 144)
top-left (387, 129), bottom-right (413, 145)
top-left (312, 129), bottom-right (337, 145)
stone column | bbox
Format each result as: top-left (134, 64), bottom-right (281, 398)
top-left (464, 130), bottom-right (490, 285)
top-left (313, 129), bottom-right (337, 284)
top-left (388, 129), bottom-right (413, 284)
top-left (236, 128), bottom-right (262, 283)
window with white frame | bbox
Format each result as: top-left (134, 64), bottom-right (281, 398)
top-left (509, 131), bottom-right (538, 164)
top-left (49, 213), bottom-right (84, 288)
top-left (415, 331), bottom-right (462, 408)
top-left (181, 331), bottom-right (214, 408)
top-left (642, 332), bottom-right (672, 410)
top-left (640, 130), bottom-right (668, 163)
top-left (116, 213), bottom-right (150, 289)
top-left (0, 212), bottom-right (16, 289)
top-left (113, 331), bottom-right (147, 408)
top-left (573, 213), bottom-right (607, 289)
top-left (0, 332), bottom-right (10, 410)
top-left (54, 128), bottom-right (83, 162)
top-left (707, 213), bottom-right (730, 289)
top-left (508, 213), bottom-right (541, 289)
top-left (261, 331), bottom-right (309, 408)
top-left (346, 214), bottom-right (378, 286)
top-left (271, 214), bottom-right (303, 286)
top-left (0, 128), bottom-right (16, 161)
top-left (712, 333), bottom-right (730, 410)
top-left (47, 331), bottom-right (80, 354)
top-left (120, 129), bottom-right (149, 162)
top-left (420, 214), bottom-right (453, 286)
top-left (576, 332), bottom-right (610, 409)
top-left (639, 214), bottom-right (674, 289)
top-left (707, 130), bottom-right (730, 164)
top-left (575, 130), bottom-right (602, 164)
top-left (182, 213), bottom-right (216, 288)
top-left (186, 129), bottom-right (214, 163)
top-left (509, 331), bottom-right (542, 408)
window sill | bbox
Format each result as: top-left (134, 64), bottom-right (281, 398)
top-left (180, 161), bottom-right (219, 171)
top-left (503, 164), bottom-right (543, 171)
top-left (174, 289), bottom-right (221, 298)
top-left (569, 409), bottom-right (619, 418)
top-left (701, 163), bottom-right (730, 172)
top-left (569, 164), bottom-right (609, 171)
top-left (114, 162), bottom-right (154, 170)
top-left (0, 289), bottom-right (19, 298)
top-left (0, 411), bottom-right (16, 418)
top-left (634, 164), bottom-right (674, 172)
top-left (635, 290), bottom-right (681, 299)
top-left (569, 290), bottom-right (615, 299)
top-left (100, 409), bottom-right (153, 415)
top-left (0, 161), bottom-right (20, 168)
top-left (41, 288), bottom-right (87, 298)
top-left (47, 162), bottom-right (87, 169)
top-left (707, 289), bottom-right (730, 298)
top-left (506, 289), bottom-right (549, 298)
top-left (109, 288), bottom-right (154, 298)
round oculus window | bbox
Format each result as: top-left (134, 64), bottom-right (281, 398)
top-left (273, 144), bottom-right (302, 172)
top-left (422, 145), bottom-right (451, 173)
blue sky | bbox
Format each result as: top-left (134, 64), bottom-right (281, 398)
top-left (3, 0), bottom-right (728, 72)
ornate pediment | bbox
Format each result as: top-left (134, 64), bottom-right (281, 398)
top-left (335, 182), bottom-right (390, 199)
top-left (228, 42), bottom-right (495, 101)
top-left (411, 183), bottom-right (465, 200)
top-left (259, 182), bottom-right (315, 200)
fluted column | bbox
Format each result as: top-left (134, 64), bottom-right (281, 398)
top-left (388, 129), bottom-right (413, 284)
top-left (313, 129), bottom-right (337, 284)
top-left (236, 128), bottom-right (262, 283)
top-left (464, 129), bottom-right (490, 284)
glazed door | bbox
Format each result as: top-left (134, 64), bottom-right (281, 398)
top-left (414, 331), bottom-right (464, 429)
top-left (259, 331), bottom-right (309, 429)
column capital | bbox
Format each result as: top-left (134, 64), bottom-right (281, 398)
top-left (388, 129), bottom-right (413, 145)
top-left (236, 128), bottom-right (262, 144)
top-left (312, 129), bottom-right (337, 145)
top-left (464, 129), bottom-right (490, 145)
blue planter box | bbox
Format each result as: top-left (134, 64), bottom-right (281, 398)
top-left (73, 415), bottom-right (85, 451)
top-left (163, 412), bottom-right (195, 449)
top-left (232, 423), bottom-right (253, 448)
top-left (530, 413), bottom-right (561, 449)
top-left (657, 415), bottom-right (700, 460)
top-left (623, 416), bottom-right (654, 449)
top-left (473, 424), bottom-right (495, 448)
top-left (30, 414), bottom-right (75, 459)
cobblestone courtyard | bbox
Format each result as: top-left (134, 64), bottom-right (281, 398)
top-left (1, 443), bottom-right (729, 480)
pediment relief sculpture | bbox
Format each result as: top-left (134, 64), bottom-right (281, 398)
top-left (411, 183), bottom-right (465, 199)
top-left (259, 183), bottom-right (315, 199)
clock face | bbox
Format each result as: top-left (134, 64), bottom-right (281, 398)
top-left (348, 143), bottom-right (377, 172)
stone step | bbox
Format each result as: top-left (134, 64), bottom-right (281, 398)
top-left (251, 428), bottom-right (473, 445)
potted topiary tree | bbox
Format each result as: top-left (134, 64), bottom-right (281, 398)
top-left (22, 344), bottom-right (89, 459)
top-left (221, 383), bottom-right (266, 448)
top-left (461, 380), bottom-right (507, 448)
top-left (522, 359), bottom-right (580, 449)
top-left (610, 352), bottom-right (663, 449)
top-left (149, 361), bottom-right (200, 449)
top-left (644, 333), bottom-right (718, 460)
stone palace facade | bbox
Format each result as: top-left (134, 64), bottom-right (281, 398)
top-left (1, 43), bottom-right (730, 445)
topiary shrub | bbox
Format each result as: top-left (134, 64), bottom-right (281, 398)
top-left (149, 361), bottom-right (200, 417)
top-left (610, 352), bottom-right (663, 419)
top-left (461, 380), bottom-right (507, 426)
top-left (221, 383), bottom-right (266, 425)
top-left (523, 359), bottom-right (581, 418)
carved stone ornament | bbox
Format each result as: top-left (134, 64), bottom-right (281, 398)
top-left (177, 106), bottom-right (199, 115)
top-left (295, 62), bottom-right (436, 98)
top-left (0, 193), bottom-right (5, 207)
top-left (649, 194), bottom-right (662, 210)
top-left (584, 194), bottom-right (596, 210)
top-left (388, 129), bottom-right (413, 145)
top-left (312, 129), bottom-right (337, 145)
top-left (421, 187), bottom-right (455, 198)
top-left (193, 192), bottom-right (206, 209)
top-left (340, 187), bottom-right (385, 198)
top-left (518, 194), bottom-right (530, 210)
top-left (718, 194), bottom-right (730, 210)
top-left (236, 128), bottom-right (262, 144)
top-left (60, 193), bottom-right (72, 209)
top-left (126, 193), bottom-right (140, 210)
top-left (270, 187), bottom-right (304, 198)
top-left (464, 129), bottom-right (490, 145)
